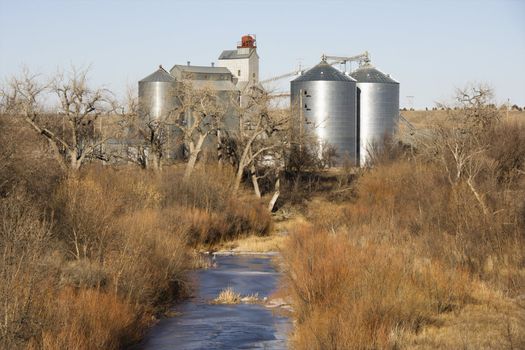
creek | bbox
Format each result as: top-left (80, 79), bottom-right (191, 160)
top-left (138, 254), bottom-right (291, 350)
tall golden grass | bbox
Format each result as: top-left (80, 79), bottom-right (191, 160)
top-left (283, 227), bottom-right (474, 349)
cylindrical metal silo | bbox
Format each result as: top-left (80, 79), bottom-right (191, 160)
top-left (138, 65), bottom-right (176, 120)
top-left (290, 59), bottom-right (358, 165)
top-left (138, 66), bottom-right (182, 159)
top-left (351, 63), bottom-right (399, 166)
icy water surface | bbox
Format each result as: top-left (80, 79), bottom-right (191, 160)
top-left (138, 254), bottom-right (291, 350)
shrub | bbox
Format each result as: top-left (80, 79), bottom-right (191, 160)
top-left (282, 227), bottom-right (472, 349)
top-left (34, 288), bottom-right (141, 350)
top-left (52, 173), bottom-right (124, 261)
top-left (105, 209), bottom-right (189, 308)
top-left (0, 194), bottom-right (55, 350)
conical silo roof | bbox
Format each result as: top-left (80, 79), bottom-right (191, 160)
top-left (292, 60), bottom-right (356, 82)
top-left (139, 65), bottom-right (175, 83)
top-left (350, 64), bottom-right (398, 84)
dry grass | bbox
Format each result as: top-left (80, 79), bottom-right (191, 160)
top-left (273, 212), bottom-right (309, 234)
top-left (219, 234), bottom-right (288, 253)
top-left (403, 109), bottom-right (525, 129)
top-left (31, 288), bottom-right (142, 350)
top-left (189, 251), bottom-right (215, 269)
top-left (282, 227), bottom-right (473, 349)
top-left (212, 287), bottom-right (262, 304)
top-left (396, 283), bottom-right (525, 349)
top-left (213, 287), bottom-right (242, 304)
top-left (241, 293), bottom-right (261, 303)
top-left (283, 223), bottom-right (525, 349)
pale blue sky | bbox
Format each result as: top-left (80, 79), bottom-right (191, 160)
top-left (1, 0), bottom-right (524, 108)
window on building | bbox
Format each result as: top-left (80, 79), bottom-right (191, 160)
top-left (238, 70), bottom-right (241, 76)
top-left (252, 73), bottom-right (255, 78)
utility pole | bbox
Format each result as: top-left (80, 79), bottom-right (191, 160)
top-left (406, 96), bottom-right (415, 110)
top-left (297, 58), bottom-right (303, 72)
top-left (99, 112), bottom-right (105, 165)
top-left (507, 98), bottom-right (510, 120)
top-left (299, 89), bottom-right (303, 152)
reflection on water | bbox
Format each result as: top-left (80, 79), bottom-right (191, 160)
top-left (138, 255), bottom-right (290, 350)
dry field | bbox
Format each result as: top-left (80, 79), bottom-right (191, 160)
top-left (402, 109), bottom-right (525, 128)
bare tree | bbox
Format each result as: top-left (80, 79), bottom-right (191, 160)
top-left (432, 123), bottom-right (491, 214)
top-left (423, 84), bottom-right (501, 215)
top-left (231, 89), bottom-right (289, 197)
top-left (454, 83), bottom-right (499, 131)
top-left (284, 96), bottom-right (332, 176)
top-left (114, 87), bottom-right (154, 169)
top-left (2, 67), bottom-right (113, 171)
top-left (51, 67), bottom-right (114, 170)
top-left (173, 81), bottom-right (228, 180)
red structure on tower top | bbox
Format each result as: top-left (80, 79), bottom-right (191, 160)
top-left (237, 34), bottom-right (256, 48)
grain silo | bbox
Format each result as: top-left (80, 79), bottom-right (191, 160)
top-left (138, 65), bottom-right (176, 120)
top-left (351, 62), bottom-right (399, 166)
top-left (138, 66), bottom-right (181, 159)
top-left (290, 58), bottom-right (358, 165)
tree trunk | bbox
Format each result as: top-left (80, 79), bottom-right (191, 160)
top-left (49, 140), bottom-right (68, 172)
top-left (150, 153), bottom-right (161, 171)
top-left (233, 144), bottom-right (252, 193)
top-left (467, 177), bottom-right (489, 215)
top-left (184, 133), bottom-right (207, 181)
top-left (250, 164), bottom-right (261, 198)
top-left (233, 164), bottom-right (244, 193)
top-left (70, 150), bottom-right (82, 171)
top-left (24, 117), bottom-right (68, 171)
top-left (268, 178), bottom-right (280, 212)
top-left (217, 129), bottom-right (223, 168)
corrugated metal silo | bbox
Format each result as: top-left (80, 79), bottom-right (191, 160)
top-left (138, 66), bottom-right (176, 120)
top-left (290, 59), bottom-right (358, 165)
top-left (351, 63), bottom-right (399, 166)
top-left (138, 66), bottom-right (182, 159)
